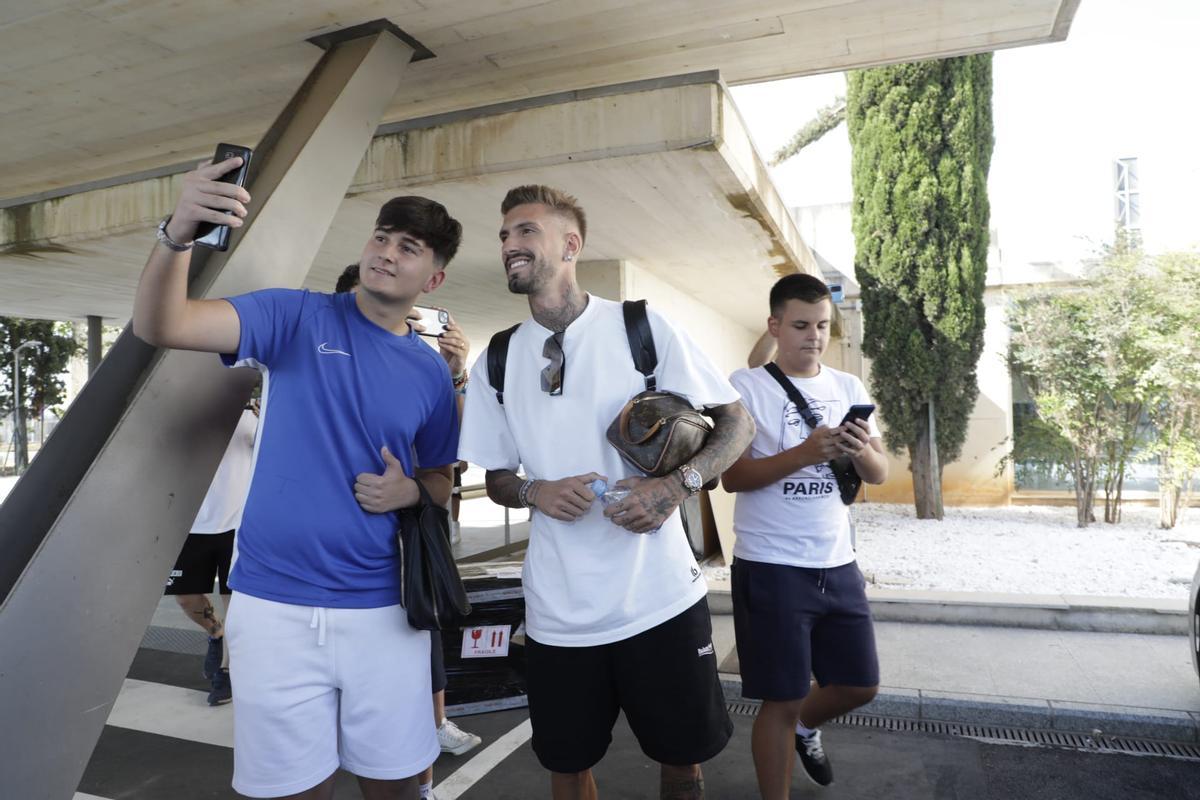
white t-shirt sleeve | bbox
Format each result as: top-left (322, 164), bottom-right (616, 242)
top-left (458, 345), bottom-right (522, 471)
top-left (729, 367), bottom-right (771, 458)
top-left (649, 310), bottom-right (741, 409)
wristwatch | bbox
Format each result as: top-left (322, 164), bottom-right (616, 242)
top-left (156, 215), bottom-right (193, 252)
top-left (678, 464), bottom-right (703, 496)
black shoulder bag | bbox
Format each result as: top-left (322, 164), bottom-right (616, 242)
top-left (762, 362), bottom-right (862, 505)
top-left (396, 479), bottom-right (472, 631)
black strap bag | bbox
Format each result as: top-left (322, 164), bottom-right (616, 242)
top-left (605, 300), bottom-right (713, 480)
top-left (762, 362), bottom-right (862, 505)
top-left (396, 479), bottom-right (472, 631)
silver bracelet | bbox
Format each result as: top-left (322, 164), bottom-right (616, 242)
top-left (518, 479), bottom-right (534, 508)
top-left (155, 215), bottom-right (193, 252)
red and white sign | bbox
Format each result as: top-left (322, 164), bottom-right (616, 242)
top-left (460, 624), bottom-right (511, 658)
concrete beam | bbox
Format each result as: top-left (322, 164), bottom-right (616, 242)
top-left (0, 29), bottom-right (415, 800)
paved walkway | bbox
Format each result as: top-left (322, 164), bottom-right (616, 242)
top-left (715, 614), bottom-right (1200, 741)
top-left (77, 647), bottom-right (1200, 799)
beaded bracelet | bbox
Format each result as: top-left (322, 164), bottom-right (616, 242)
top-left (518, 478), bottom-right (534, 508)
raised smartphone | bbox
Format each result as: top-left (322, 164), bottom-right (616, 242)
top-left (194, 143), bottom-right (253, 251)
top-left (412, 305), bottom-right (450, 337)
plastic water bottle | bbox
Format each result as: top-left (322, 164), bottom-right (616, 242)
top-left (590, 478), bottom-right (657, 533)
top-left (590, 478), bottom-right (631, 508)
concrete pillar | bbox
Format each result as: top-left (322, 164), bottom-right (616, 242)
top-left (575, 259), bottom-right (627, 302)
top-left (86, 314), bottom-right (102, 376)
top-left (0, 29), bottom-right (416, 799)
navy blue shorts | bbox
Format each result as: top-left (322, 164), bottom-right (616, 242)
top-left (731, 558), bottom-right (879, 701)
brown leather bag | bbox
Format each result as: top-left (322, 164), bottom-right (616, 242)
top-left (606, 389), bottom-right (713, 476)
top-left (604, 301), bottom-right (716, 481)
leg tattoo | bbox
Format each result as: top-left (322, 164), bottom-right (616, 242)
top-left (197, 600), bottom-right (224, 638)
top-left (660, 776), bottom-right (705, 800)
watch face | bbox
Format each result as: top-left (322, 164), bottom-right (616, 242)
top-left (683, 467), bottom-right (702, 491)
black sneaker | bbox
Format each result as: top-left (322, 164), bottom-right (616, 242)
top-left (202, 636), bottom-right (223, 681)
top-left (207, 668), bottom-right (232, 706)
top-left (795, 729), bottom-right (833, 786)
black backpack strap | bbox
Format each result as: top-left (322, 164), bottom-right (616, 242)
top-left (763, 362), bottom-right (822, 430)
top-left (486, 324), bottom-right (520, 405)
top-left (622, 299), bottom-right (657, 391)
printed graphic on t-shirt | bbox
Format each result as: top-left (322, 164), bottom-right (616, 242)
top-left (780, 397), bottom-right (837, 500)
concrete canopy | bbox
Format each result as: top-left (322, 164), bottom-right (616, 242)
top-left (1, 1), bottom-right (1079, 205)
top-left (0, 74), bottom-right (816, 342)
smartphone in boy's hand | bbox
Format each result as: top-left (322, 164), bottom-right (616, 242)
top-left (839, 404), bottom-right (875, 428)
top-left (411, 305), bottom-right (450, 337)
top-left (194, 143), bottom-right (253, 251)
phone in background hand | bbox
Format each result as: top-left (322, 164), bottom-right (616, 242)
top-left (411, 305), bottom-right (450, 337)
top-left (840, 404), bottom-right (875, 427)
top-left (194, 143), bottom-right (253, 251)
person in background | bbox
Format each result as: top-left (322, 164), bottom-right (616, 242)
top-left (163, 396), bottom-right (258, 706)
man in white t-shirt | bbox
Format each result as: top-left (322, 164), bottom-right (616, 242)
top-left (459, 185), bottom-right (755, 800)
top-left (164, 402), bottom-right (258, 706)
top-left (723, 274), bottom-right (889, 797)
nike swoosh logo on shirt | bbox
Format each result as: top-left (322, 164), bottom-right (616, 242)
top-left (317, 342), bottom-right (351, 357)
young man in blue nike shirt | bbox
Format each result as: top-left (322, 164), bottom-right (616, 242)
top-left (133, 156), bottom-right (462, 800)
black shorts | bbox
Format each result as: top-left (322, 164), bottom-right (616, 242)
top-left (430, 629), bottom-right (447, 693)
top-left (731, 558), bottom-right (879, 701)
top-left (163, 531), bottom-right (234, 596)
top-left (525, 597), bottom-right (732, 773)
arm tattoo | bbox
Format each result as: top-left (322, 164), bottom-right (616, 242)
top-left (690, 401), bottom-right (755, 485)
top-left (486, 469), bottom-right (528, 509)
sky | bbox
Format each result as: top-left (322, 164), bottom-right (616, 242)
top-left (729, 0), bottom-right (1200, 274)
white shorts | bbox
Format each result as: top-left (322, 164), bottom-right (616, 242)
top-left (225, 592), bottom-right (438, 797)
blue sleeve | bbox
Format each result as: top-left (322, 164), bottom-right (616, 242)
top-left (220, 288), bottom-right (310, 367)
top-left (413, 364), bottom-right (460, 470)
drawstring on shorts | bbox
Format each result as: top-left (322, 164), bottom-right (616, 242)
top-left (310, 607), bottom-right (328, 646)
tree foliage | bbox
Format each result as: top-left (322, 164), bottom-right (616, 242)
top-left (771, 97), bottom-right (846, 166)
top-left (1141, 252), bottom-right (1200, 528)
top-left (0, 317), bottom-right (79, 416)
top-left (847, 54), bottom-right (994, 519)
top-left (1009, 246), bottom-right (1200, 528)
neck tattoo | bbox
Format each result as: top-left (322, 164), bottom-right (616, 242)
top-left (533, 286), bottom-right (589, 333)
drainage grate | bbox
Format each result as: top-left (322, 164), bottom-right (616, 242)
top-left (725, 702), bottom-right (1200, 761)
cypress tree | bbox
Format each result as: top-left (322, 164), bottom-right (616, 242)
top-left (847, 55), bottom-right (993, 519)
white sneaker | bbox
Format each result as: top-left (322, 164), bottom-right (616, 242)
top-left (437, 718), bottom-right (481, 755)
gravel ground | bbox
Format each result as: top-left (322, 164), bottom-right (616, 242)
top-left (705, 502), bottom-right (1200, 600)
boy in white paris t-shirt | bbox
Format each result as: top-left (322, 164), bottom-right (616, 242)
top-left (722, 274), bottom-right (888, 795)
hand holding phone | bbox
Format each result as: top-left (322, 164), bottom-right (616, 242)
top-left (839, 404), bottom-right (875, 428)
top-left (194, 143), bottom-right (253, 251)
top-left (410, 305), bottom-right (450, 338)
top-left (837, 404), bottom-right (874, 456)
